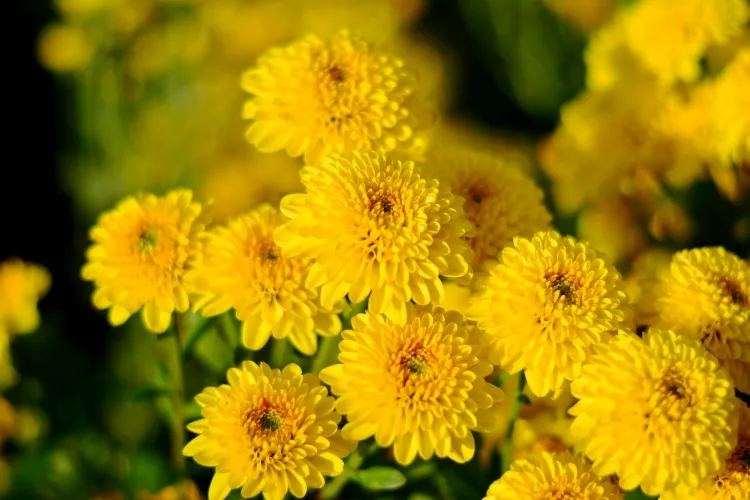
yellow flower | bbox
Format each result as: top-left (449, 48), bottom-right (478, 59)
top-left (644, 247), bottom-right (750, 393)
top-left (663, 403), bottom-right (750, 500)
top-left (241, 30), bottom-right (431, 165)
top-left (37, 23), bottom-right (93, 73)
top-left (712, 49), bottom-right (750, 182)
top-left (82, 189), bottom-right (206, 333)
top-left (577, 197), bottom-right (644, 263)
top-left (622, 248), bottom-right (672, 325)
top-left (622, 0), bottom-right (749, 85)
top-left (424, 146), bottom-right (550, 268)
top-left (186, 205), bottom-right (341, 355)
top-left (319, 304), bottom-right (503, 465)
top-left (140, 480), bottom-right (204, 500)
top-left (275, 151), bottom-right (473, 324)
top-left (570, 328), bottom-right (739, 496)
top-left (442, 282), bottom-right (471, 316)
top-left (184, 362), bottom-right (354, 500)
top-left (468, 231), bottom-right (632, 398)
top-left (0, 259), bottom-right (50, 335)
top-left (483, 451), bottom-right (623, 500)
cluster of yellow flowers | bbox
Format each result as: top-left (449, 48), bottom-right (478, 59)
top-left (79, 19), bottom-right (750, 500)
top-left (542, 0), bottom-right (750, 261)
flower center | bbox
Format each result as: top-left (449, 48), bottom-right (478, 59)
top-left (543, 481), bottom-right (583, 500)
top-left (258, 410), bottom-right (283, 431)
top-left (548, 274), bottom-right (578, 305)
top-left (370, 192), bottom-right (401, 218)
top-left (328, 64), bottom-right (346, 83)
top-left (139, 228), bottom-right (159, 252)
top-left (719, 277), bottom-right (747, 306)
top-left (649, 368), bottom-right (695, 421)
top-left (405, 355), bottom-right (429, 375)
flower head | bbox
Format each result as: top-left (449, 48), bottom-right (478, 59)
top-left (0, 259), bottom-right (50, 335)
top-left (186, 205), bottom-right (341, 355)
top-left (275, 151), bottom-right (473, 323)
top-left (424, 147), bottom-right (550, 268)
top-left (483, 451), bottom-right (623, 500)
top-left (319, 304), bottom-right (503, 465)
top-left (242, 30), bottom-right (431, 165)
top-left (82, 189), bottom-right (206, 333)
top-left (570, 328), bottom-right (739, 496)
top-left (645, 247), bottom-right (750, 393)
top-left (468, 231), bottom-right (632, 397)
top-left (184, 362), bottom-right (354, 500)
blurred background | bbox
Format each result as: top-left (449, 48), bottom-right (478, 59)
top-left (3, 0), bottom-right (748, 498)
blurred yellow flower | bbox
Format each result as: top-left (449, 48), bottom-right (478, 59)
top-left (241, 31), bottom-right (432, 165)
top-left (0, 259), bottom-right (50, 336)
top-left (320, 304), bottom-right (503, 465)
top-left (543, 0), bottom-right (616, 32)
top-left (197, 153), bottom-right (302, 224)
top-left (645, 247), bottom-right (750, 393)
top-left (622, 0), bottom-right (748, 85)
top-left (577, 197), bottom-right (644, 263)
top-left (184, 362), bottom-right (354, 500)
top-left (275, 151), bottom-right (473, 324)
top-left (622, 248), bottom-right (672, 325)
top-left (82, 189), bottom-right (206, 333)
top-left (662, 403), bottom-right (750, 500)
top-left (140, 480), bottom-right (204, 500)
top-left (0, 397), bottom-right (15, 447)
top-left (37, 23), bottom-right (93, 73)
top-left (570, 329), bottom-right (739, 496)
top-left (441, 282), bottom-right (471, 316)
top-left (0, 335), bottom-right (15, 390)
top-left (187, 205), bottom-right (341, 355)
top-left (468, 231), bottom-right (632, 397)
top-left (425, 146), bottom-right (550, 269)
top-left (483, 451), bottom-right (623, 500)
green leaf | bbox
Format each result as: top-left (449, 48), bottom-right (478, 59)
top-left (182, 315), bottom-right (216, 358)
top-left (625, 488), bottom-right (658, 500)
top-left (354, 466), bottom-right (407, 491)
top-left (127, 387), bottom-right (171, 402)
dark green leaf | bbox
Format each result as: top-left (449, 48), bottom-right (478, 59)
top-left (182, 315), bottom-right (215, 357)
top-left (128, 387), bottom-right (170, 403)
top-left (354, 466), bottom-right (407, 491)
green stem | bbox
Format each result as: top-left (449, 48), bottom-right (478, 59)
top-left (167, 317), bottom-right (186, 474)
top-left (311, 335), bottom-right (339, 375)
top-left (219, 312), bottom-right (240, 351)
top-left (181, 315), bottom-right (215, 359)
top-left (270, 338), bottom-right (289, 369)
top-left (321, 441), bottom-right (378, 499)
top-left (501, 372), bottom-right (527, 473)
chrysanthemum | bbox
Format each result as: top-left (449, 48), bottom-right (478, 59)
top-left (569, 328), bottom-right (739, 496)
top-left (81, 189), bottom-right (206, 333)
top-left (468, 231), bottom-right (632, 397)
top-left (483, 451), bottom-right (623, 500)
top-left (184, 362), bottom-right (354, 500)
top-left (644, 247), bottom-right (750, 393)
top-left (186, 205), bottom-right (341, 355)
top-left (622, 0), bottom-right (749, 85)
top-left (424, 147), bottom-right (550, 268)
top-left (241, 30), bottom-right (431, 165)
top-left (0, 259), bottom-right (50, 335)
top-left (319, 304), bottom-right (503, 465)
top-left (275, 151), bottom-right (473, 323)
top-left (661, 403), bottom-right (750, 500)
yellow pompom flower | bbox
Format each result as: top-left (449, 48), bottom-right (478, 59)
top-left (644, 247), bottom-right (750, 393)
top-left (82, 189), bottom-right (206, 333)
top-left (0, 259), bottom-right (50, 335)
top-left (241, 30), bottom-right (431, 165)
top-left (425, 147), bottom-right (550, 268)
top-left (186, 205), bottom-right (341, 355)
top-left (319, 304), bottom-right (503, 465)
top-left (275, 151), bottom-right (473, 324)
top-left (468, 231), bottom-right (632, 397)
top-left (662, 403), bottom-right (750, 500)
top-left (483, 451), bottom-right (623, 500)
top-left (184, 362), bottom-right (354, 500)
top-left (622, 0), bottom-right (749, 85)
top-left (570, 328), bottom-right (739, 496)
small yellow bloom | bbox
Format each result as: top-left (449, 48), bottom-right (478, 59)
top-left (570, 329), bottom-right (739, 496)
top-left (644, 247), bottom-right (750, 393)
top-left (468, 231), bottom-right (632, 397)
top-left (241, 30), bottom-right (431, 165)
top-left (82, 189), bottom-right (206, 333)
top-left (425, 146), bottom-right (550, 268)
top-left (37, 23), bottom-right (93, 73)
top-left (483, 451), bottom-right (623, 500)
top-left (186, 205), bottom-right (341, 355)
top-left (140, 480), bottom-right (204, 500)
top-left (275, 151), bottom-right (473, 324)
top-left (184, 362), bottom-right (354, 500)
top-left (320, 304), bottom-right (503, 465)
top-left (0, 259), bottom-right (50, 335)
